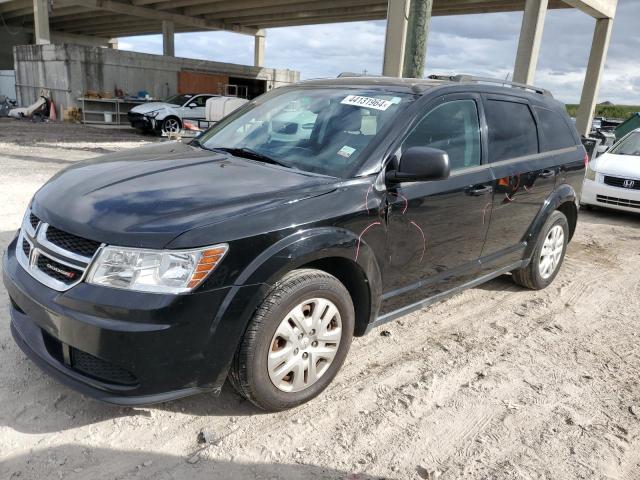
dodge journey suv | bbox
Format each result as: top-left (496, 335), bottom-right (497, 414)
top-left (3, 75), bottom-right (585, 411)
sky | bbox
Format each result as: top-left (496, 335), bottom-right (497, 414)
top-left (119, 0), bottom-right (640, 105)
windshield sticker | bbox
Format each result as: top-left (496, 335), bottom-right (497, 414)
top-left (337, 145), bottom-right (356, 158)
top-left (340, 95), bottom-right (394, 111)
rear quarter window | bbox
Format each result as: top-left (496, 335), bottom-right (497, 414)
top-left (534, 107), bottom-right (577, 151)
top-left (485, 99), bottom-right (539, 162)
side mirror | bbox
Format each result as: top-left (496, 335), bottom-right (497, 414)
top-left (188, 102), bottom-right (197, 108)
top-left (386, 147), bottom-right (450, 183)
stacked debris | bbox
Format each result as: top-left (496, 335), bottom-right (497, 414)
top-left (5, 88), bottom-right (54, 121)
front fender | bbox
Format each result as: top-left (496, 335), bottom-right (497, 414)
top-left (523, 183), bottom-right (578, 259)
top-left (200, 227), bottom-right (384, 387)
top-left (236, 227), bottom-right (382, 295)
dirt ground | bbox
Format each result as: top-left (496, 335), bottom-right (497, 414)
top-left (1, 119), bottom-right (639, 480)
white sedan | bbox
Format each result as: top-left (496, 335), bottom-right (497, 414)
top-left (127, 93), bottom-right (217, 135)
top-left (582, 128), bottom-right (640, 213)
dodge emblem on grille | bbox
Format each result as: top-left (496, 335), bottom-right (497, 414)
top-left (623, 179), bottom-right (635, 188)
top-left (46, 263), bottom-right (76, 279)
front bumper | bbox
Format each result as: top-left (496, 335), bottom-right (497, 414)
top-left (582, 178), bottom-right (640, 213)
top-left (127, 112), bottom-right (157, 131)
top-left (3, 234), bottom-right (267, 405)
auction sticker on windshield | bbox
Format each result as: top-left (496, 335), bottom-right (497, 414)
top-left (341, 95), bottom-right (393, 111)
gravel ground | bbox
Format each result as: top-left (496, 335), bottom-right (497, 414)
top-left (1, 119), bottom-right (640, 480)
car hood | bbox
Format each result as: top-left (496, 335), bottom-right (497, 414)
top-left (31, 142), bottom-right (338, 249)
top-left (593, 152), bottom-right (640, 178)
top-left (129, 102), bottom-right (175, 114)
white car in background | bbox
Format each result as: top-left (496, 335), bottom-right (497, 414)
top-left (127, 93), bottom-right (217, 134)
top-left (582, 128), bottom-right (640, 213)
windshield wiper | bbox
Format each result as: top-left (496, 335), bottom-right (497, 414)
top-left (215, 147), bottom-right (290, 168)
top-left (190, 138), bottom-right (215, 152)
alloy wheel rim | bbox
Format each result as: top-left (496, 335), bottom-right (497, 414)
top-left (164, 118), bottom-right (180, 133)
top-left (267, 298), bottom-right (342, 393)
top-left (539, 225), bottom-right (564, 279)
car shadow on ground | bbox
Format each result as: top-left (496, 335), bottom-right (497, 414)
top-left (1, 445), bottom-right (384, 480)
top-left (580, 206), bottom-right (640, 228)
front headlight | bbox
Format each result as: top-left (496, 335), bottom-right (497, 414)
top-left (585, 161), bottom-right (597, 181)
top-left (86, 244), bottom-right (228, 294)
top-left (146, 110), bottom-right (161, 118)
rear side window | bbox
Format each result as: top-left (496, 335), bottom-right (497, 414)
top-left (534, 107), bottom-right (576, 151)
top-left (402, 99), bottom-right (481, 171)
top-left (485, 99), bottom-right (538, 162)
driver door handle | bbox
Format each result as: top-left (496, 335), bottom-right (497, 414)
top-left (465, 185), bottom-right (493, 196)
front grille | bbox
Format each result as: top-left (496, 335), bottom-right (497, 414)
top-left (42, 330), bottom-right (138, 386)
top-left (596, 195), bottom-right (640, 209)
top-left (36, 254), bottom-right (83, 284)
top-left (29, 213), bottom-right (40, 229)
top-left (603, 176), bottom-right (640, 190)
top-left (46, 225), bottom-right (101, 258)
top-left (70, 348), bottom-right (138, 385)
top-left (22, 239), bottom-right (31, 258)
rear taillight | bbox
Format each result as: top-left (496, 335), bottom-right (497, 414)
top-left (584, 152), bottom-right (589, 168)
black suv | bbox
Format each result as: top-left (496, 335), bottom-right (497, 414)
top-left (3, 76), bottom-right (585, 411)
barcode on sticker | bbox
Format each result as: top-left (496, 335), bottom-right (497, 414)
top-left (340, 95), bottom-right (394, 111)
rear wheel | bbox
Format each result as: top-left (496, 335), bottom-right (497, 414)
top-left (512, 210), bottom-right (569, 290)
top-left (229, 269), bottom-right (354, 411)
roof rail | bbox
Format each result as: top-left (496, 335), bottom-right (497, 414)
top-left (337, 72), bottom-right (380, 78)
top-left (427, 74), bottom-right (553, 97)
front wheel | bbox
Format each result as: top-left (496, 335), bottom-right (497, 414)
top-left (161, 116), bottom-right (181, 135)
top-left (512, 210), bottom-right (569, 290)
top-left (229, 269), bottom-right (354, 411)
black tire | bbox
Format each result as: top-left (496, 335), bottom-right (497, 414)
top-left (160, 116), bottom-right (181, 135)
top-left (512, 210), bottom-right (569, 290)
top-left (228, 268), bottom-right (355, 411)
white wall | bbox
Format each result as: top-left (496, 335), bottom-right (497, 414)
top-left (0, 70), bottom-right (16, 100)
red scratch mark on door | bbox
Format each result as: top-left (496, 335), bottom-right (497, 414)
top-left (410, 221), bottom-right (426, 264)
top-left (482, 202), bottom-right (492, 225)
top-left (355, 222), bottom-right (381, 261)
top-left (363, 185), bottom-right (374, 213)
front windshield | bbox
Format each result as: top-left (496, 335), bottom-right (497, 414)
top-left (164, 94), bottom-right (193, 106)
top-left (611, 131), bottom-right (640, 156)
top-left (198, 87), bottom-right (415, 177)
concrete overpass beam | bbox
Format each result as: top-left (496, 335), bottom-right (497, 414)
top-left (33, 0), bottom-right (50, 45)
top-left (254, 29), bottom-right (265, 67)
top-left (162, 20), bottom-right (175, 56)
top-left (561, 0), bottom-right (617, 19)
top-left (576, 17), bottom-right (614, 136)
top-left (513, 0), bottom-right (548, 85)
top-left (382, 0), bottom-right (410, 77)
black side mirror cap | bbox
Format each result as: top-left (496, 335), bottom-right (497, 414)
top-left (386, 146), bottom-right (451, 183)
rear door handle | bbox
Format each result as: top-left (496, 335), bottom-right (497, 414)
top-left (465, 185), bottom-right (493, 196)
top-left (539, 169), bottom-right (555, 178)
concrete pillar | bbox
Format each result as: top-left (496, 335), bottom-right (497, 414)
top-left (33, 0), bottom-right (50, 45)
top-left (382, 0), bottom-right (410, 77)
top-left (108, 38), bottom-right (118, 49)
top-left (403, 0), bottom-right (433, 78)
top-left (254, 29), bottom-right (265, 68)
top-left (513, 0), bottom-right (548, 85)
top-left (576, 17), bottom-right (614, 137)
top-left (162, 20), bottom-right (175, 57)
